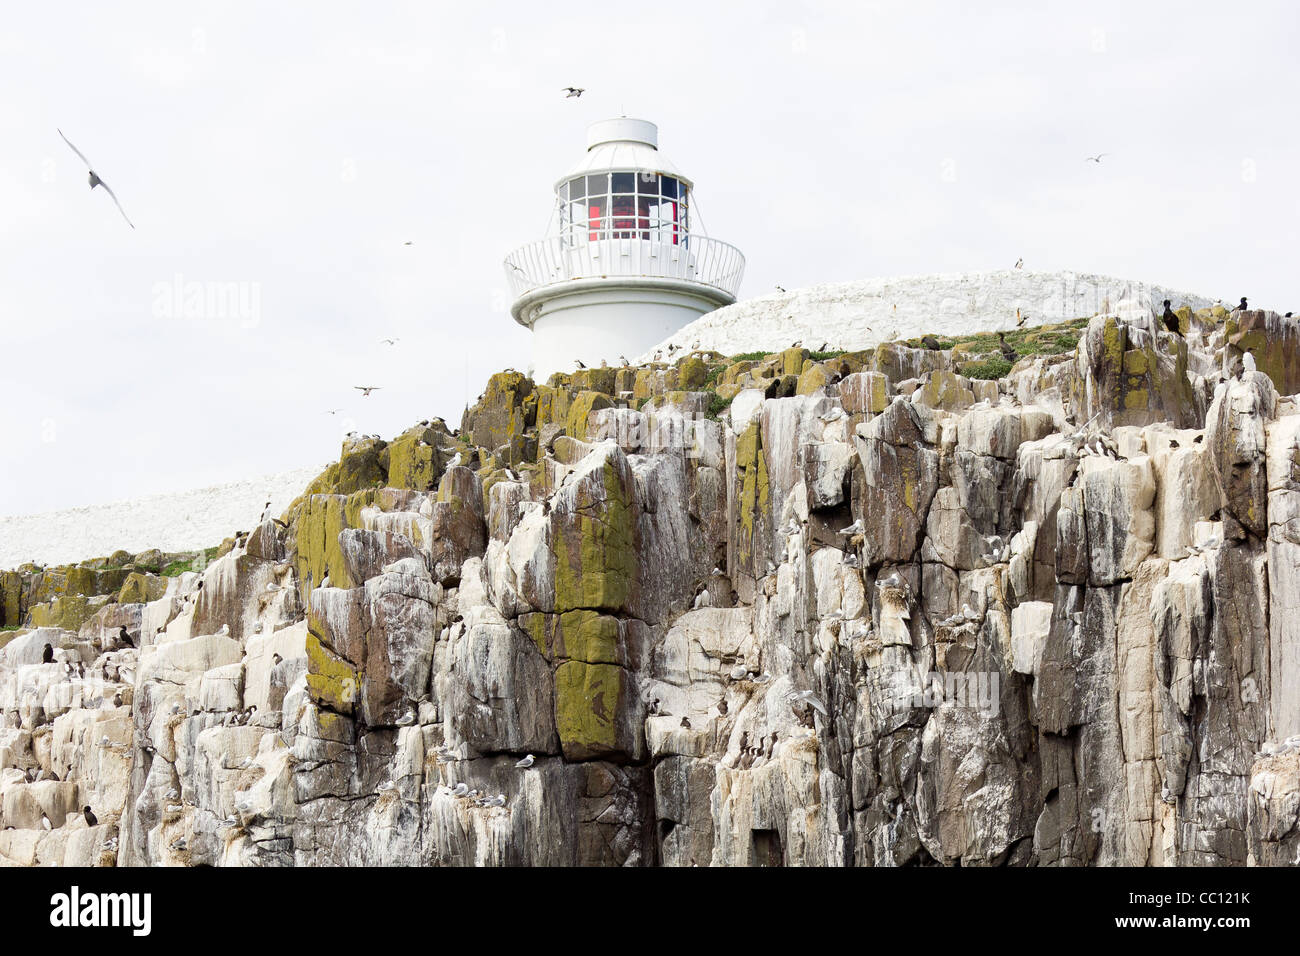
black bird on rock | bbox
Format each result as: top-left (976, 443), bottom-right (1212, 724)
top-left (1161, 299), bottom-right (1181, 334)
top-left (117, 625), bottom-right (134, 649)
top-left (83, 806), bottom-right (97, 827)
top-left (42, 643), bottom-right (54, 664)
top-left (921, 335), bottom-right (942, 350)
top-left (1232, 297), bottom-right (1248, 312)
top-left (997, 332), bottom-right (1017, 363)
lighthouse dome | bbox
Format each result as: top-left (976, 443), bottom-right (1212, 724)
top-left (556, 118), bottom-right (692, 190)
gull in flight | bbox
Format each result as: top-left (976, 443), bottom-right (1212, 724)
top-left (379, 337), bottom-right (400, 346)
top-left (787, 689), bottom-right (828, 717)
top-left (58, 129), bottom-right (135, 228)
top-left (562, 87), bottom-right (585, 98)
top-left (354, 386), bottom-right (381, 397)
top-left (1085, 153), bottom-right (1108, 163)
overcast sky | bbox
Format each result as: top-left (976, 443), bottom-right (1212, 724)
top-left (1, 1), bottom-right (1296, 515)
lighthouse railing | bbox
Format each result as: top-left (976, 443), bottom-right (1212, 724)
top-left (504, 233), bottom-right (745, 300)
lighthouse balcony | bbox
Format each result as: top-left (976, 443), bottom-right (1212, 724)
top-left (503, 233), bottom-right (746, 305)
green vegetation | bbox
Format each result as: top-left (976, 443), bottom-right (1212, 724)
top-left (962, 357), bottom-right (1013, 380)
top-left (949, 318), bottom-right (1089, 358)
top-left (706, 391), bottom-right (733, 419)
top-left (1, 624), bottom-right (19, 632)
top-left (161, 546), bottom-right (219, 577)
top-left (809, 350), bottom-right (846, 361)
top-left (730, 351), bottom-right (773, 363)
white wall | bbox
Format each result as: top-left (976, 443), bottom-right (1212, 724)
top-left (529, 283), bottom-right (729, 379)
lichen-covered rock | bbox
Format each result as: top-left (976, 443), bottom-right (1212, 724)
top-left (428, 467), bottom-right (487, 587)
top-left (851, 400), bottom-right (939, 566)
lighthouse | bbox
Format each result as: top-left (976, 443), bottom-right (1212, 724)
top-left (504, 118), bottom-right (745, 380)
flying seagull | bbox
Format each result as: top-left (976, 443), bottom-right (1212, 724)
top-left (562, 87), bottom-right (585, 98)
top-left (354, 386), bottom-right (381, 397)
top-left (58, 129), bottom-right (135, 228)
top-left (379, 337), bottom-right (400, 346)
top-left (1085, 153), bottom-right (1108, 163)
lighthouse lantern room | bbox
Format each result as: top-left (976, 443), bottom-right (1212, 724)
top-left (504, 118), bottom-right (744, 379)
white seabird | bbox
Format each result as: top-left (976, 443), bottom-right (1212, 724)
top-left (514, 754), bottom-right (535, 769)
top-left (788, 689), bottom-right (829, 717)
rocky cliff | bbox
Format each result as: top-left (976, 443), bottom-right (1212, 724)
top-left (2, 304), bottom-right (1299, 867)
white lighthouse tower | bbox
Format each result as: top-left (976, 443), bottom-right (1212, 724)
top-left (504, 118), bottom-right (745, 380)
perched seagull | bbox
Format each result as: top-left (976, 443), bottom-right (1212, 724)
top-left (839, 518), bottom-right (865, 536)
top-left (514, 754), bottom-right (535, 768)
top-left (57, 129), bottom-right (135, 228)
top-left (562, 87), bottom-right (585, 97)
top-left (452, 782), bottom-right (470, 797)
top-left (395, 708), bottom-right (416, 727)
top-left (1085, 153), bottom-right (1108, 163)
top-left (729, 664), bottom-right (748, 680)
top-left (354, 386), bottom-right (382, 397)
